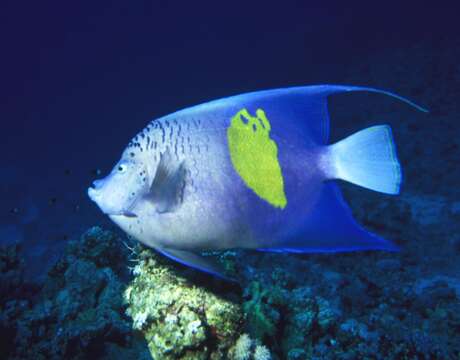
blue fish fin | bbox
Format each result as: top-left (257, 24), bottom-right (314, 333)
top-left (258, 183), bottom-right (399, 253)
top-left (326, 125), bottom-right (402, 195)
top-left (320, 85), bottom-right (428, 113)
top-left (295, 86), bottom-right (331, 143)
top-left (155, 247), bottom-right (235, 281)
top-left (147, 149), bottom-right (187, 213)
top-left (295, 84), bottom-right (428, 143)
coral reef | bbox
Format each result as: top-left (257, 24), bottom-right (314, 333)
top-left (242, 281), bottom-right (285, 340)
top-left (1, 227), bottom-right (149, 360)
top-left (231, 333), bottom-right (252, 360)
top-left (124, 246), bottom-right (243, 359)
top-left (281, 287), bottom-right (339, 359)
top-left (240, 276), bottom-right (341, 359)
top-left (253, 345), bottom-right (271, 360)
top-left (237, 250), bottom-right (460, 359)
top-left (0, 243), bottom-right (24, 305)
top-left (229, 333), bottom-right (272, 360)
top-left (0, 243), bottom-right (27, 357)
top-left (1, 227), bottom-right (276, 360)
top-left (3, 190), bottom-right (460, 360)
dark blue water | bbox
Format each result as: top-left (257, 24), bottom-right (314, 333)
top-left (1, 1), bottom-right (459, 359)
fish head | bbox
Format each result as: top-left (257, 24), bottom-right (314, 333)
top-left (88, 158), bottom-right (149, 217)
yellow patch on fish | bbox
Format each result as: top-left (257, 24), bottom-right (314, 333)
top-left (227, 108), bottom-right (287, 209)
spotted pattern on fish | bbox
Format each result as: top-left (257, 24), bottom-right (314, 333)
top-left (124, 113), bottom-right (227, 201)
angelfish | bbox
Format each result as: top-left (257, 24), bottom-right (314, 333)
top-left (88, 85), bottom-right (426, 278)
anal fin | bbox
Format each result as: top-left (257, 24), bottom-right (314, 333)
top-left (156, 247), bottom-right (235, 281)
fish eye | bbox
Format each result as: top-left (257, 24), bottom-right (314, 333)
top-left (118, 164), bottom-right (127, 173)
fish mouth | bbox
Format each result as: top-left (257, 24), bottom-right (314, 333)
top-left (87, 187), bottom-right (100, 202)
top-left (87, 186), bottom-right (138, 218)
top-left (111, 211), bottom-right (138, 218)
top-left (109, 213), bottom-right (138, 222)
top-left (88, 179), bottom-right (105, 200)
top-left (87, 187), bottom-right (109, 213)
top-left (122, 211), bottom-right (138, 218)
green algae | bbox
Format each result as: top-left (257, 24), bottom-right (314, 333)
top-left (242, 281), bottom-right (286, 340)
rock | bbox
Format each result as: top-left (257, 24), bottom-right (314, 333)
top-left (414, 276), bottom-right (460, 299)
top-left (376, 259), bottom-right (401, 271)
top-left (402, 194), bottom-right (447, 227)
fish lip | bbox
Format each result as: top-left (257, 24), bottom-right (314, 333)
top-left (87, 187), bottom-right (95, 199)
top-left (87, 187), bottom-right (99, 201)
top-left (87, 187), bottom-right (137, 218)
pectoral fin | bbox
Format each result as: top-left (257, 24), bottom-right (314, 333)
top-left (156, 247), bottom-right (235, 281)
top-left (147, 149), bottom-right (187, 213)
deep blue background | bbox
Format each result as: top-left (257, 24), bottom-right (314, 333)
top-left (2, 1), bottom-right (458, 179)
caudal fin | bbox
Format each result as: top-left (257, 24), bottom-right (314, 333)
top-left (327, 125), bottom-right (401, 194)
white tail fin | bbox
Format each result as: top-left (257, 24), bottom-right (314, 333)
top-left (327, 125), bottom-right (402, 194)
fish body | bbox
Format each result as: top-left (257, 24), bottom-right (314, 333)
top-left (88, 85), bottom-right (426, 277)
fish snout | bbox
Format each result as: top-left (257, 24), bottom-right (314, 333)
top-left (92, 179), bottom-right (104, 189)
top-left (88, 179), bottom-right (105, 202)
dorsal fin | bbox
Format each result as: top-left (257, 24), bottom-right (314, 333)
top-left (166, 85), bottom-right (427, 145)
top-left (233, 85), bottom-right (427, 144)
